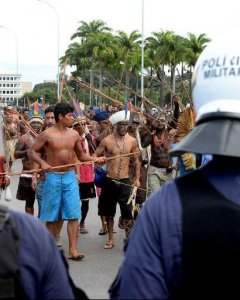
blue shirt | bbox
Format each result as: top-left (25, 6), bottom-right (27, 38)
top-left (109, 161), bottom-right (240, 299)
top-left (11, 211), bottom-right (75, 299)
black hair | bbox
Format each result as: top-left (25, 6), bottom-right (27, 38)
top-left (45, 105), bottom-right (55, 115)
top-left (23, 108), bottom-right (29, 113)
top-left (54, 102), bottom-right (74, 122)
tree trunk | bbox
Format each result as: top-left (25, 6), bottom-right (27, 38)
top-left (82, 67), bottom-right (86, 105)
top-left (125, 70), bottom-right (129, 100)
top-left (99, 59), bottom-right (103, 108)
top-left (90, 55), bottom-right (94, 107)
top-left (189, 66), bottom-right (192, 96)
top-left (159, 64), bottom-right (164, 108)
top-left (171, 65), bottom-right (176, 110)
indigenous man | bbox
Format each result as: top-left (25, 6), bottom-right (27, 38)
top-left (14, 115), bottom-right (43, 214)
top-left (29, 102), bottom-right (105, 260)
top-left (18, 108), bottom-right (29, 136)
top-left (3, 107), bottom-right (18, 172)
top-left (94, 111), bottom-right (113, 235)
top-left (32, 105), bottom-right (56, 215)
top-left (31, 105), bottom-right (65, 246)
top-left (95, 110), bottom-right (140, 249)
top-left (141, 100), bottom-right (179, 195)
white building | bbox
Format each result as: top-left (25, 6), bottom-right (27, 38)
top-left (0, 73), bottom-right (32, 106)
top-left (0, 73), bottom-right (21, 106)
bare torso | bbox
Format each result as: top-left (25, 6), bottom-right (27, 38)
top-left (150, 131), bottom-right (173, 168)
top-left (42, 127), bottom-right (79, 172)
top-left (16, 132), bottom-right (37, 170)
top-left (102, 133), bottom-right (137, 179)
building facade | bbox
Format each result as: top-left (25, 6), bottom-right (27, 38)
top-left (0, 73), bottom-right (32, 106)
top-left (0, 73), bottom-right (22, 105)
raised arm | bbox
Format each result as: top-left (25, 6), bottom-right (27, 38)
top-left (141, 132), bottom-right (153, 148)
top-left (168, 98), bottom-right (179, 130)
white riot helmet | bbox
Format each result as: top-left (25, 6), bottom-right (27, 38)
top-left (170, 37), bottom-right (240, 157)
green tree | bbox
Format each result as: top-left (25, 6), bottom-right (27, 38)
top-left (70, 20), bottom-right (112, 106)
top-left (185, 33), bottom-right (211, 93)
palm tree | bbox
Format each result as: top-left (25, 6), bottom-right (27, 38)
top-left (71, 20), bottom-right (112, 106)
top-left (61, 42), bottom-right (91, 104)
top-left (71, 19), bottom-right (112, 42)
top-left (185, 33), bottom-right (211, 94)
top-left (82, 32), bottom-right (115, 105)
top-left (146, 30), bottom-right (171, 106)
top-left (115, 30), bottom-right (142, 100)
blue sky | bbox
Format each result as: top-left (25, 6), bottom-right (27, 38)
top-left (0, 0), bottom-right (239, 88)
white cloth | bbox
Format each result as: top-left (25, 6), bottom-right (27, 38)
top-left (109, 110), bottom-right (130, 125)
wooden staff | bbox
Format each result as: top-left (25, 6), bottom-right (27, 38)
top-left (151, 75), bottom-right (186, 111)
top-left (72, 77), bottom-right (178, 130)
top-left (112, 79), bottom-right (179, 127)
top-left (115, 50), bottom-right (129, 100)
top-left (58, 59), bottom-right (68, 103)
top-left (11, 109), bottom-right (38, 137)
top-left (0, 152), bottom-right (140, 177)
top-left (176, 68), bottom-right (193, 106)
top-left (70, 76), bottom-right (124, 108)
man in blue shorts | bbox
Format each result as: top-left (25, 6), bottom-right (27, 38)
top-left (29, 102), bottom-right (105, 260)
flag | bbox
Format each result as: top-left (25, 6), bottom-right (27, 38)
top-left (125, 100), bottom-right (128, 119)
top-left (128, 101), bottom-right (135, 113)
top-left (33, 100), bottom-right (39, 116)
top-left (69, 98), bottom-right (84, 119)
top-left (28, 100), bottom-right (44, 118)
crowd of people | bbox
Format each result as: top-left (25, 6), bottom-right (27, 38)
top-left (1, 98), bottom-right (187, 253)
top-left (1, 35), bottom-right (239, 298)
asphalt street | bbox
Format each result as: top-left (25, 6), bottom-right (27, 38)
top-left (0, 115), bottom-right (125, 299)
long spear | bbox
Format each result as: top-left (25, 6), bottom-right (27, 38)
top-left (71, 77), bottom-right (178, 130)
top-left (70, 76), bottom-right (124, 109)
top-left (0, 152), bottom-right (139, 177)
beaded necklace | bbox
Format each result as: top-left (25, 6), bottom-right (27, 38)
top-left (153, 131), bottom-right (165, 147)
top-left (114, 133), bottom-right (126, 179)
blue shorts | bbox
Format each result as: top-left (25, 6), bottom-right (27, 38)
top-left (40, 171), bottom-right (81, 222)
top-left (36, 179), bottom-right (45, 218)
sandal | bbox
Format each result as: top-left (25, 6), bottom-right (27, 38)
top-left (99, 228), bottom-right (107, 235)
top-left (103, 243), bottom-right (115, 249)
top-left (80, 227), bottom-right (89, 234)
top-left (68, 252), bottom-right (85, 260)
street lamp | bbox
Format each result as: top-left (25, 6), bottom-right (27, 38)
top-left (141, 0), bottom-right (144, 112)
top-left (0, 25), bottom-right (19, 107)
top-left (37, 0), bottom-right (60, 101)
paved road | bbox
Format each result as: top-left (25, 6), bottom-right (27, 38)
top-left (0, 115), bottom-right (125, 299)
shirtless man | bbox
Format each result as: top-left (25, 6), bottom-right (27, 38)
top-left (31, 105), bottom-right (64, 246)
top-left (32, 106), bottom-right (56, 216)
top-left (95, 110), bottom-right (140, 249)
top-left (14, 116), bottom-right (43, 214)
top-left (18, 109), bottom-right (29, 136)
top-left (3, 107), bottom-right (18, 172)
top-left (141, 100), bottom-right (179, 195)
top-left (29, 102), bottom-right (105, 260)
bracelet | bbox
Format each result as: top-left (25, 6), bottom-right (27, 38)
top-left (5, 175), bottom-right (10, 179)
